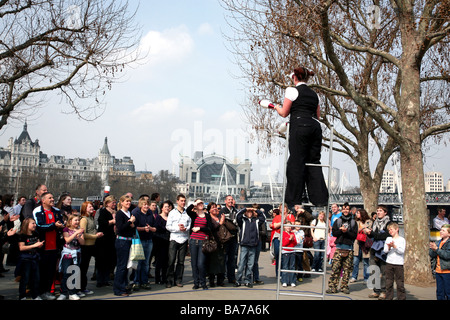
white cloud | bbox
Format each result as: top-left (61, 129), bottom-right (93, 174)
top-left (139, 25), bottom-right (194, 66)
top-left (220, 110), bottom-right (238, 122)
top-left (131, 98), bottom-right (180, 121)
top-left (197, 23), bottom-right (214, 36)
top-left (191, 108), bottom-right (205, 117)
top-left (131, 98), bottom-right (206, 123)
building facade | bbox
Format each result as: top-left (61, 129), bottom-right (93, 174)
top-left (0, 123), bottom-right (135, 197)
top-left (178, 151), bottom-right (251, 201)
top-left (380, 170), bottom-right (397, 193)
top-left (425, 171), bottom-right (444, 192)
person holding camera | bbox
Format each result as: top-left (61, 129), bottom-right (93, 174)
top-left (326, 202), bottom-right (358, 294)
top-left (165, 194), bottom-right (191, 288)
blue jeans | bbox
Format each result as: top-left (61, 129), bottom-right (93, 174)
top-left (134, 239), bottom-right (153, 285)
top-left (312, 240), bottom-right (325, 270)
top-left (352, 247), bottom-right (369, 280)
top-left (113, 238), bottom-right (131, 295)
top-left (281, 253), bottom-right (296, 284)
top-left (252, 240), bottom-right (261, 281)
top-left (436, 273), bottom-right (450, 300)
top-left (294, 251), bottom-right (303, 278)
top-left (272, 238), bottom-right (280, 275)
top-left (60, 257), bottom-right (81, 296)
top-left (236, 245), bottom-right (256, 284)
top-left (189, 239), bottom-right (207, 286)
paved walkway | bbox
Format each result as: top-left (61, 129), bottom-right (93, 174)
top-left (0, 250), bottom-right (437, 301)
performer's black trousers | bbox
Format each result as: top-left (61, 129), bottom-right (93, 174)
top-left (285, 118), bottom-right (329, 207)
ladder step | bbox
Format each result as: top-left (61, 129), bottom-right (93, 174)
top-left (281, 223), bottom-right (327, 229)
top-left (279, 292), bottom-right (325, 299)
top-left (279, 269), bottom-right (326, 275)
top-left (305, 163), bottom-right (330, 168)
top-left (298, 202), bottom-right (329, 208)
top-left (280, 247), bottom-right (327, 253)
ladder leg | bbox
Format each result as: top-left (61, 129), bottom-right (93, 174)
top-left (276, 125), bottom-right (335, 300)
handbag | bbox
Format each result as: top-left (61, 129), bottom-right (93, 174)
top-left (303, 236), bottom-right (313, 248)
top-left (356, 230), bottom-right (367, 242)
top-left (217, 224), bottom-right (233, 244)
top-left (223, 219), bottom-right (237, 235)
top-left (2, 242), bottom-right (10, 255)
top-left (129, 230), bottom-right (145, 261)
top-left (202, 234), bottom-right (218, 254)
top-left (363, 237), bottom-right (373, 254)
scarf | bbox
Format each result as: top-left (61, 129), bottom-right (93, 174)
top-left (372, 215), bottom-right (390, 233)
top-left (340, 213), bottom-right (353, 229)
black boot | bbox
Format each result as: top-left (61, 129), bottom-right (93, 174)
top-left (209, 275), bottom-right (216, 288)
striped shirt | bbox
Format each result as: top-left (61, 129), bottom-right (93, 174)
top-left (190, 215), bottom-right (208, 240)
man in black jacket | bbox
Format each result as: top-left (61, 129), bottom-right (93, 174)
top-left (20, 184), bottom-right (47, 221)
top-left (220, 195), bottom-right (239, 284)
top-left (234, 208), bottom-right (265, 288)
top-left (326, 202), bottom-right (358, 294)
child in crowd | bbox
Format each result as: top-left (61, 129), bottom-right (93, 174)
top-left (430, 224), bottom-right (450, 300)
top-left (58, 214), bottom-right (85, 300)
top-left (235, 207), bottom-right (265, 288)
top-left (383, 222), bottom-right (406, 300)
top-left (293, 220), bottom-right (304, 283)
top-left (17, 218), bottom-right (44, 300)
top-left (281, 224), bottom-right (297, 287)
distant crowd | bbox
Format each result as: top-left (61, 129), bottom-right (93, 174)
top-left (0, 184), bottom-right (449, 300)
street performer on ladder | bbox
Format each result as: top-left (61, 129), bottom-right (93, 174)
top-left (261, 67), bottom-right (328, 208)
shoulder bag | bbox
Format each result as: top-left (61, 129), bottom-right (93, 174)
top-left (202, 230), bottom-right (218, 254)
top-left (129, 230), bottom-right (145, 261)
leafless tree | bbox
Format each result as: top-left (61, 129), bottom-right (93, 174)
top-left (222, 0), bottom-right (450, 284)
top-left (0, 0), bottom-right (142, 128)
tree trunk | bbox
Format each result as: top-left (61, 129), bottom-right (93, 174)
top-left (357, 165), bottom-right (380, 215)
top-left (400, 148), bottom-right (433, 285)
top-left (359, 177), bottom-right (379, 216)
top-left (398, 52), bottom-right (434, 285)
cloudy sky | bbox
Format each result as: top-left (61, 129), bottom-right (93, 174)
top-left (0, 0), bottom-right (448, 190)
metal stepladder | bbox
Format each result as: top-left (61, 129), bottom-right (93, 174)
top-left (275, 123), bottom-right (334, 300)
